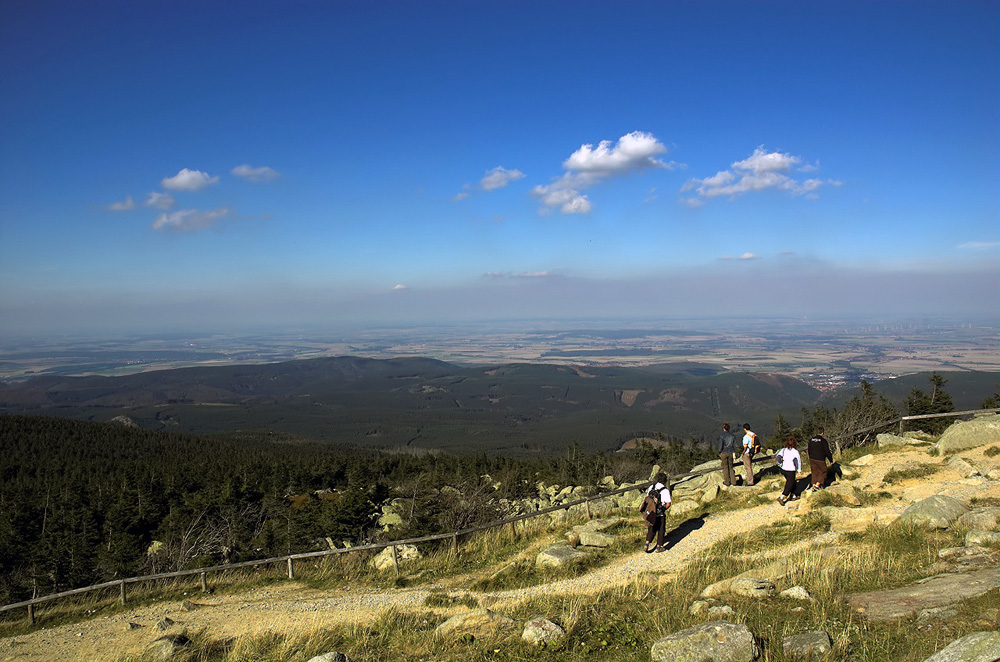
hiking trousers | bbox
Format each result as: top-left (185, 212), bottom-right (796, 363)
top-left (719, 453), bottom-right (735, 486)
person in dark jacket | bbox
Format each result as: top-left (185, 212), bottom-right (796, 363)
top-left (717, 423), bottom-right (737, 486)
top-left (808, 427), bottom-right (834, 490)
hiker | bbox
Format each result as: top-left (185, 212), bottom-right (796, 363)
top-left (741, 423), bottom-right (758, 486)
top-left (808, 427), bottom-right (834, 490)
top-left (640, 472), bottom-right (672, 553)
top-left (717, 422), bottom-right (737, 486)
top-left (775, 437), bottom-right (802, 505)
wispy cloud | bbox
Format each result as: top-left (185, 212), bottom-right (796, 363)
top-left (144, 191), bottom-right (175, 210)
top-left (533, 131), bottom-right (675, 215)
top-left (681, 146), bottom-right (835, 201)
top-left (232, 164), bottom-right (280, 182)
top-left (161, 168), bottom-right (219, 192)
top-left (958, 241), bottom-right (1000, 250)
top-left (151, 208), bottom-right (231, 233)
top-left (479, 166), bottom-right (525, 191)
top-left (392, 284), bottom-right (408, 290)
top-left (107, 196), bottom-right (135, 211)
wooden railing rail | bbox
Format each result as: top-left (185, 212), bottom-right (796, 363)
top-left (4, 408), bottom-right (996, 623)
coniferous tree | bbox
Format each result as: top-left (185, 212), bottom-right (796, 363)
top-left (905, 372), bottom-right (956, 435)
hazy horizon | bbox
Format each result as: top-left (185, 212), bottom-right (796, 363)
top-left (2, 1), bottom-right (997, 339)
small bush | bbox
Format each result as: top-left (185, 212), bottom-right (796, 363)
top-left (984, 445), bottom-right (1000, 457)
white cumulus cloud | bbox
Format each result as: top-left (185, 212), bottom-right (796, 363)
top-left (151, 208), bottom-right (231, 233)
top-left (144, 192), bottom-right (175, 210)
top-left (107, 196), bottom-right (135, 211)
top-left (232, 164), bottom-right (280, 182)
top-left (682, 147), bottom-right (836, 201)
top-left (563, 130), bottom-right (672, 175)
top-left (161, 168), bottom-right (219, 191)
top-left (534, 131), bottom-right (672, 214)
top-left (480, 166), bottom-right (525, 191)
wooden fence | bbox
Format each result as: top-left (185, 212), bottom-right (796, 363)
top-left (3, 408), bottom-right (996, 624)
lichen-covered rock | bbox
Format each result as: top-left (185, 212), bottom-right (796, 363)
top-left (650, 621), bottom-right (758, 662)
top-left (370, 544), bottom-right (421, 572)
top-left (877, 433), bottom-right (909, 448)
top-left (521, 617), bottom-right (565, 646)
top-left (535, 543), bottom-right (589, 569)
top-left (729, 576), bottom-right (775, 598)
top-left (435, 608), bottom-right (517, 639)
top-left (935, 415), bottom-right (1000, 454)
top-left (822, 506), bottom-right (881, 532)
top-left (946, 456), bottom-right (980, 478)
top-left (669, 500), bottom-right (701, 518)
top-left (965, 530), bottom-right (1000, 546)
top-left (921, 631), bottom-right (1000, 662)
top-left (958, 506), bottom-right (1000, 531)
top-left (782, 630), bottom-right (832, 659)
top-left (897, 495), bottom-right (969, 529)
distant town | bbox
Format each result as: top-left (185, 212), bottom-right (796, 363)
top-left (1, 316), bottom-right (997, 387)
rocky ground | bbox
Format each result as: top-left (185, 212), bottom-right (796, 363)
top-left (2, 420), bottom-right (998, 662)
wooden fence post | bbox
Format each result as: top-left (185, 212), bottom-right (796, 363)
top-left (451, 533), bottom-right (458, 557)
top-left (27, 603), bottom-right (34, 626)
top-left (200, 572), bottom-right (208, 593)
top-left (119, 581), bottom-right (126, 606)
top-left (585, 500), bottom-right (591, 519)
top-left (287, 558), bottom-right (294, 580)
top-left (509, 521), bottom-right (516, 539)
top-left (390, 545), bottom-right (399, 576)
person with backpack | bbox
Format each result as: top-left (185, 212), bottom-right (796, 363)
top-left (640, 472), bottom-right (672, 553)
top-left (775, 437), bottom-right (802, 505)
top-left (717, 423), bottom-right (737, 487)
top-left (808, 427), bottom-right (834, 491)
top-left (741, 423), bottom-right (758, 486)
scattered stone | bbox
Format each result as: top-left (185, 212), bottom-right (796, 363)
top-left (571, 517), bottom-right (621, 548)
top-left (650, 621), bottom-right (759, 662)
top-left (851, 454), bottom-right (876, 467)
top-left (144, 634), bottom-right (191, 661)
top-left (921, 630), bottom-right (1000, 662)
top-left (125, 622), bottom-right (144, 630)
top-left (846, 567), bottom-right (1000, 621)
top-left (156, 617), bottom-right (176, 631)
top-left (521, 617), bottom-right (566, 646)
top-left (780, 586), bottom-right (814, 601)
top-left (958, 506), bottom-right (1000, 531)
top-left (877, 433), bottom-right (909, 448)
top-left (729, 576), bottom-right (775, 598)
top-left (938, 546), bottom-right (988, 560)
top-left (370, 544), bottom-right (422, 572)
top-left (307, 652), bottom-right (359, 662)
top-left (535, 543), bottom-right (589, 569)
top-left (897, 495), bottom-right (969, 529)
top-left (916, 606), bottom-right (959, 623)
top-left (669, 500), bottom-right (701, 518)
top-left (688, 600), bottom-right (709, 616)
top-left (822, 484), bottom-right (861, 506)
top-left (435, 608), bottom-right (517, 639)
top-left (821, 506), bottom-right (881, 533)
top-left (181, 599), bottom-right (196, 611)
top-left (965, 530), bottom-right (1000, 546)
top-left (934, 415), bottom-right (1000, 454)
top-left (782, 630), bottom-right (832, 659)
top-left (707, 605), bottom-right (735, 617)
top-left (946, 456), bottom-right (980, 478)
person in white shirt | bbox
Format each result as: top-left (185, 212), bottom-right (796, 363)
top-left (775, 437), bottom-right (802, 505)
top-left (741, 423), bottom-right (757, 486)
top-left (640, 472), bottom-right (672, 553)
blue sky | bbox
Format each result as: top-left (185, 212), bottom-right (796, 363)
top-left (1, 0), bottom-right (997, 337)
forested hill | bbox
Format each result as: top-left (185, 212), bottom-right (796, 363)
top-left (0, 413), bottom-right (702, 605)
top-left (0, 356), bottom-right (821, 454)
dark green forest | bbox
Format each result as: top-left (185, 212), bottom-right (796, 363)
top-left (0, 414), bottom-right (708, 605)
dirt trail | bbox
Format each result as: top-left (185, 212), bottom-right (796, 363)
top-left (2, 446), bottom-right (996, 662)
